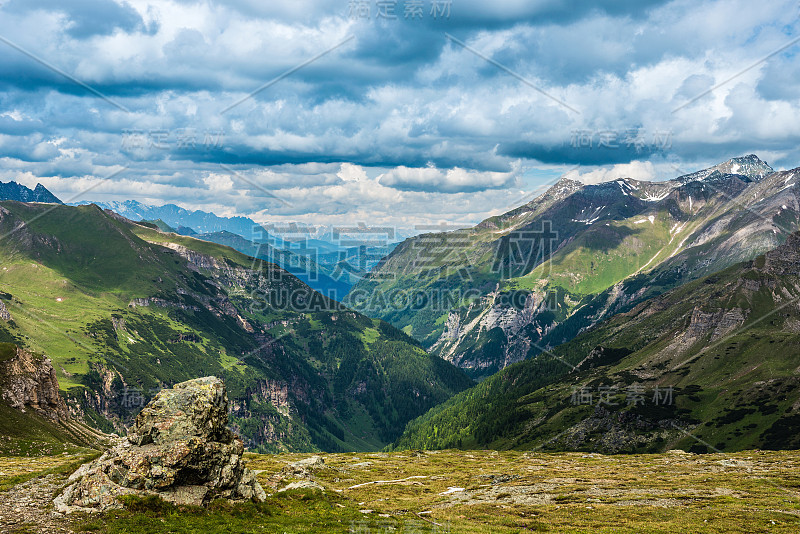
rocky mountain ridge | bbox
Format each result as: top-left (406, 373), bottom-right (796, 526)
top-left (0, 181), bottom-right (61, 204)
top-left (348, 155), bottom-right (800, 379)
top-left (0, 342), bottom-right (109, 450)
top-left (0, 344), bottom-right (69, 422)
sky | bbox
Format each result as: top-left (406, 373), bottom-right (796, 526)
top-left (0, 0), bottom-right (799, 228)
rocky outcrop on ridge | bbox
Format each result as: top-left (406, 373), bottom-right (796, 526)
top-left (0, 344), bottom-right (69, 421)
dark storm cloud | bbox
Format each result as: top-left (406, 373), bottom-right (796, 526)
top-left (499, 142), bottom-right (666, 166)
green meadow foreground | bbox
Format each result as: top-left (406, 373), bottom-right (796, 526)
top-left (2, 449), bottom-right (800, 533)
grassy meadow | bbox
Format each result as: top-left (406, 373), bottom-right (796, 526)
top-left (2, 449), bottom-right (796, 533)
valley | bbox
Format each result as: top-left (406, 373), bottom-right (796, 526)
top-left (2, 0), bottom-right (799, 530)
top-left (0, 202), bottom-right (471, 453)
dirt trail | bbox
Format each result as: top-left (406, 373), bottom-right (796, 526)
top-left (0, 474), bottom-right (75, 533)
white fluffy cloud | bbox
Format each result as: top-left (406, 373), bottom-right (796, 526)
top-left (562, 161), bottom-right (656, 185)
top-left (378, 165), bottom-right (520, 193)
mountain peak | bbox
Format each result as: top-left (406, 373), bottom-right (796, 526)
top-left (676, 154), bottom-right (773, 185)
top-left (716, 154), bottom-right (773, 180)
top-left (0, 180), bottom-right (62, 204)
top-left (545, 175), bottom-right (584, 199)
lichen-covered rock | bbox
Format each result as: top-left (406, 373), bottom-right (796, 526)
top-left (130, 376), bottom-right (231, 446)
top-left (54, 377), bottom-right (266, 513)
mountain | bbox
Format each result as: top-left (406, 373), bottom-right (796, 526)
top-left (391, 232), bottom-right (800, 453)
top-left (72, 200), bottom-right (392, 300)
top-left (347, 155), bottom-right (799, 379)
top-left (193, 230), bottom-right (353, 302)
top-left (0, 181), bottom-right (61, 204)
top-left (69, 200), bottom-right (264, 237)
top-left (0, 201), bottom-right (471, 452)
top-left (675, 153), bottom-right (774, 184)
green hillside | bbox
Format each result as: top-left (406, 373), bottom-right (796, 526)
top-left (0, 202), bottom-right (471, 452)
top-left (391, 232), bottom-right (800, 453)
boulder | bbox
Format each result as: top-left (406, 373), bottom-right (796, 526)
top-left (129, 376), bottom-right (231, 446)
top-left (289, 455), bottom-right (325, 470)
top-left (54, 377), bottom-right (266, 513)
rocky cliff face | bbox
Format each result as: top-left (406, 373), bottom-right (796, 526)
top-left (763, 232), bottom-right (800, 276)
top-left (430, 289), bottom-right (559, 378)
top-left (0, 344), bottom-right (69, 422)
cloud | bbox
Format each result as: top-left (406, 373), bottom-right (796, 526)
top-left (4, 0), bottom-right (148, 38)
top-left (337, 162), bottom-right (368, 182)
top-left (379, 165), bottom-right (519, 193)
top-left (562, 161), bottom-right (657, 185)
top-left (203, 173), bottom-right (234, 192)
top-left (0, 0), bottom-right (798, 225)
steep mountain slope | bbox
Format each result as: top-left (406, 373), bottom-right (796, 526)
top-left (0, 181), bottom-right (61, 204)
top-left (348, 155), bottom-right (799, 379)
top-left (0, 202), bottom-right (471, 452)
top-left (391, 232), bottom-right (800, 453)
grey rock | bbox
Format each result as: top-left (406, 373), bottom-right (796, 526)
top-left (0, 346), bottom-right (68, 422)
top-left (54, 376), bottom-right (266, 513)
top-left (277, 480), bottom-right (324, 493)
top-left (290, 455), bottom-right (325, 469)
top-left (0, 300), bottom-right (10, 321)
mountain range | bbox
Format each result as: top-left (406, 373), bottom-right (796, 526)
top-left (1, 153), bottom-right (798, 455)
top-left (0, 202), bottom-right (471, 452)
top-left (0, 181), bottom-right (61, 204)
top-left (347, 155), bottom-right (799, 380)
top-left (69, 200), bottom-right (265, 237)
top-left (391, 230), bottom-right (800, 453)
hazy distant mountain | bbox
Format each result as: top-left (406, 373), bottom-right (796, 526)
top-left (0, 181), bottom-right (61, 204)
top-left (194, 230), bottom-right (353, 302)
top-left (70, 200), bottom-right (264, 237)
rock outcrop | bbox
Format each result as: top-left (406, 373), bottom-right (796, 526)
top-left (54, 376), bottom-right (266, 513)
top-left (0, 300), bottom-right (11, 321)
top-left (0, 344), bottom-right (69, 421)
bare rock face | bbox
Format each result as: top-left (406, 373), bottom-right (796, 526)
top-left (0, 300), bottom-right (11, 321)
top-left (0, 344), bottom-right (69, 421)
top-left (54, 376), bottom-right (266, 513)
top-left (763, 231), bottom-right (800, 276)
